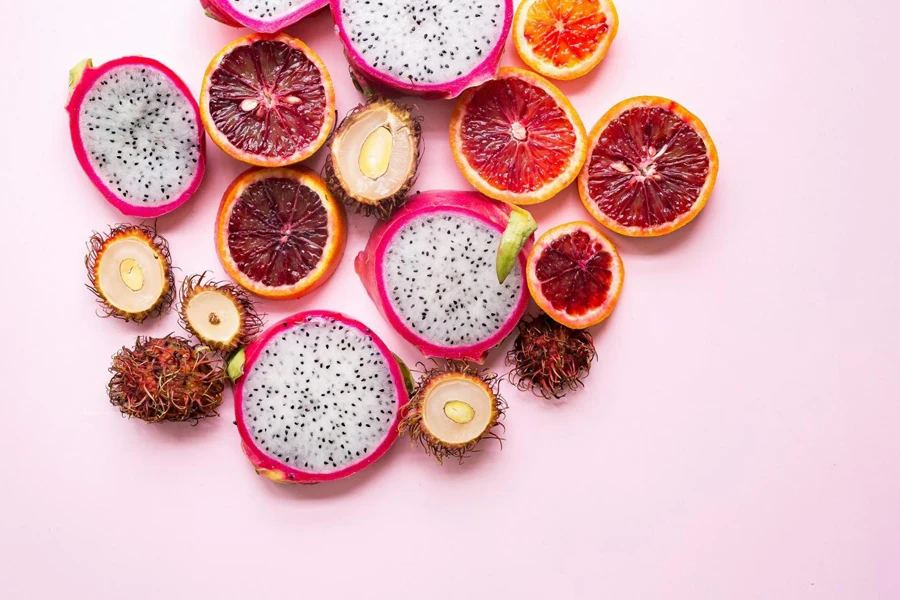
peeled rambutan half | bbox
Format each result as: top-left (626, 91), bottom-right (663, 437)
top-left (85, 224), bottom-right (175, 323)
top-left (399, 362), bottom-right (506, 464)
top-left (323, 98), bottom-right (421, 220)
top-left (108, 336), bottom-right (226, 423)
top-left (507, 314), bottom-right (598, 399)
top-left (177, 273), bottom-right (263, 353)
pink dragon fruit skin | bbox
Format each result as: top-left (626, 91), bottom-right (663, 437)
top-left (356, 191), bottom-right (532, 363)
top-left (198, 0), bottom-right (240, 26)
top-left (331, 0), bottom-right (514, 99)
top-left (66, 56), bottom-right (206, 219)
top-left (201, 0), bottom-right (329, 34)
top-left (234, 310), bottom-right (410, 484)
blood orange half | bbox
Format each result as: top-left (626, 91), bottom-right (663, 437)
top-left (449, 67), bottom-right (587, 205)
top-left (200, 33), bottom-right (336, 167)
top-left (513, 0), bottom-right (619, 81)
top-left (578, 96), bottom-right (719, 237)
top-left (527, 221), bottom-right (623, 329)
top-left (216, 167), bottom-right (347, 299)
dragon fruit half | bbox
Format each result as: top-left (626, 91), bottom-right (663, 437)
top-left (234, 311), bottom-right (409, 484)
top-left (331, 0), bottom-right (513, 98)
top-left (66, 56), bottom-right (206, 218)
top-left (356, 190), bottom-right (532, 363)
top-left (199, 0), bottom-right (328, 33)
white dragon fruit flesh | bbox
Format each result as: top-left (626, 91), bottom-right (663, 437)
top-left (331, 0), bottom-right (513, 98)
top-left (200, 0), bottom-right (328, 33)
top-left (356, 190), bottom-right (532, 363)
top-left (234, 311), bottom-right (410, 484)
top-left (66, 56), bottom-right (206, 218)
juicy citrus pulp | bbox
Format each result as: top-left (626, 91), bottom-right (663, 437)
top-left (201, 33), bottom-right (335, 167)
top-left (514, 0), bottom-right (618, 80)
top-left (449, 67), bottom-right (587, 205)
top-left (578, 96), bottom-right (719, 237)
top-left (216, 167), bottom-right (346, 299)
top-left (527, 221), bottom-right (624, 329)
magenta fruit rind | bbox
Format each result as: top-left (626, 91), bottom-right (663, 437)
top-left (203, 0), bottom-right (329, 33)
top-left (355, 190), bottom-right (533, 363)
top-left (330, 0), bottom-right (513, 99)
top-left (199, 0), bottom-right (240, 26)
top-left (234, 310), bottom-right (409, 484)
top-left (66, 56), bottom-right (206, 219)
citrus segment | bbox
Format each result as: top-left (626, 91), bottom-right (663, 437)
top-left (514, 0), bottom-right (619, 80)
top-left (450, 67), bottom-right (587, 205)
top-left (578, 96), bottom-right (719, 237)
top-left (527, 221), bottom-right (623, 329)
top-left (201, 33), bottom-right (335, 167)
top-left (216, 167), bottom-right (346, 299)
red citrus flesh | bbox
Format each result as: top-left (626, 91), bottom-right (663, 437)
top-left (579, 97), bottom-right (718, 236)
top-left (228, 184), bottom-right (326, 287)
top-left (217, 168), bottom-right (346, 299)
top-left (203, 35), bottom-right (334, 166)
top-left (537, 231), bottom-right (611, 312)
top-left (527, 222), bottom-right (623, 329)
top-left (450, 68), bottom-right (587, 204)
top-left (524, 0), bottom-right (610, 68)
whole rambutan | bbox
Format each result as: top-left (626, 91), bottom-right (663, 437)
top-left (108, 336), bottom-right (226, 423)
top-left (507, 314), bottom-right (598, 399)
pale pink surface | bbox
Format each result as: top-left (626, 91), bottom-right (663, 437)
top-left (1, 0), bottom-right (898, 598)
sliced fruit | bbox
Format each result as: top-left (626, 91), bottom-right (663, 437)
top-left (450, 67), bottom-right (587, 205)
top-left (399, 362), bottom-right (505, 464)
top-left (85, 224), bottom-right (175, 323)
top-left (527, 221), bottom-right (624, 329)
top-left (323, 98), bottom-right (422, 220)
top-left (513, 0), bottom-right (618, 80)
top-left (578, 96), bottom-right (719, 237)
top-left (215, 167), bottom-right (347, 299)
top-left (178, 273), bottom-right (264, 352)
top-left (200, 33), bottom-right (336, 167)
top-left (66, 56), bottom-right (206, 218)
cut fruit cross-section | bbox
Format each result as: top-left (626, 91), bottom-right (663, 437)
top-left (527, 221), bottom-right (624, 329)
top-left (578, 96), bottom-right (719, 237)
top-left (323, 98), bottom-right (422, 220)
top-left (215, 167), bottom-right (347, 300)
top-left (513, 0), bottom-right (619, 80)
top-left (450, 67), bottom-right (587, 205)
top-left (85, 224), bottom-right (175, 323)
top-left (200, 33), bottom-right (335, 167)
top-left (178, 273), bottom-right (263, 352)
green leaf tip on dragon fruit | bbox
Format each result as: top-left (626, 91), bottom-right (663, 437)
top-left (392, 353), bottom-right (416, 396)
top-left (67, 58), bottom-right (92, 104)
top-left (497, 205), bottom-right (538, 284)
top-left (226, 347), bottom-right (246, 383)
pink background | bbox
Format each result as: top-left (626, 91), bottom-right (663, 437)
top-left (2, 0), bottom-right (898, 597)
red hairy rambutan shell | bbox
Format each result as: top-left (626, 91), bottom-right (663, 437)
top-left (108, 336), bottom-right (226, 423)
